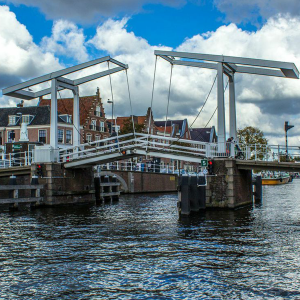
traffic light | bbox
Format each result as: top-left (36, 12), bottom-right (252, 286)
top-left (121, 150), bottom-right (126, 155)
top-left (36, 164), bottom-right (43, 177)
top-left (208, 160), bottom-right (214, 175)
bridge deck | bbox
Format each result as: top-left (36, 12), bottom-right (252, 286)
top-left (236, 160), bottom-right (300, 172)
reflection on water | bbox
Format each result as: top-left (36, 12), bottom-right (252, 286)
top-left (1, 183), bottom-right (300, 299)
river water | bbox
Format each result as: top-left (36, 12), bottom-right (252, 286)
top-left (1, 181), bottom-right (300, 299)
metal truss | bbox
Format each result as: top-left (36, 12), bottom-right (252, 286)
top-left (2, 56), bottom-right (128, 100)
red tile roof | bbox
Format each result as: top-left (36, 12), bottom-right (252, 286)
top-left (38, 95), bottom-right (97, 125)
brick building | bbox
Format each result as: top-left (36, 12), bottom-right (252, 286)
top-left (0, 88), bottom-right (109, 151)
top-left (39, 87), bottom-right (109, 144)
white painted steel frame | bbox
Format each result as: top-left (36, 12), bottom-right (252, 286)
top-left (155, 50), bottom-right (299, 148)
top-left (2, 56), bottom-right (128, 148)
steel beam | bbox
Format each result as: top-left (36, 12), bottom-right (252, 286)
top-left (228, 73), bottom-right (236, 140)
top-left (72, 87), bottom-right (80, 148)
top-left (173, 60), bottom-right (218, 70)
top-left (73, 67), bottom-right (124, 86)
top-left (50, 79), bottom-right (58, 148)
top-left (217, 63), bottom-right (226, 151)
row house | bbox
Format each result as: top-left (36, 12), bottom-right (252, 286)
top-left (0, 88), bottom-right (109, 152)
top-left (38, 87), bottom-right (109, 144)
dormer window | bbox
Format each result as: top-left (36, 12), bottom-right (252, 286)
top-left (59, 114), bottom-right (72, 124)
top-left (8, 115), bottom-right (17, 125)
top-left (22, 115), bottom-right (34, 124)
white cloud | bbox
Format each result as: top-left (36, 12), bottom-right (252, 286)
top-left (1, 8), bottom-right (300, 145)
top-left (214, 0), bottom-right (300, 24)
top-left (1, 0), bottom-right (185, 22)
top-left (0, 5), bottom-right (63, 106)
top-left (41, 20), bottom-right (89, 63)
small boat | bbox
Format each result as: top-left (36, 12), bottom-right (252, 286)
top-left (261, 172), bottom-right (290, 185)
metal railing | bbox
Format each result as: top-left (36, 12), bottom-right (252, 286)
top-left (0, 151), bottom-right (34, 168)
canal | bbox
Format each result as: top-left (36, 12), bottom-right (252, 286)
top-left (1, 181), bottom-right (300, 299)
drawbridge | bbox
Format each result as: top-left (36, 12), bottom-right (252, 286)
top-left (1, 51), bottom-right (299, 171)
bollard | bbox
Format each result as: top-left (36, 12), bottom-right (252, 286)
top-left (254, 175), bottom-right (262, 203)
top-left (178, 175), bottom-right (190, 215)
top-left (94, 176), bottom-right (101, 202)
top-left (9, 175), bottom-right (17, 199)
top-left (189, 176), bottom-right (200, 212)
top-left (31, 175), bottom-right (39, 197)
top-left (197, 176), bottom-right (206, 210)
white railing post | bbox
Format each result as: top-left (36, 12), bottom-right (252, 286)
top-left (9, 153), bottom-right (12, 167)
top-left (255, 144), bottom-right (257, 160)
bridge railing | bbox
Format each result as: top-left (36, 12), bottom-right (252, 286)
top-left (0, 151), bottom-right (34, 168)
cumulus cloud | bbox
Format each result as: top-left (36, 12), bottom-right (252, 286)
top-left (2, 7), bottom-right (300, 144)
top-left (41, 20), bottom-right (89, 63)
top-left (1, 0), bottom-right (185, 22)
top-left (0, 5), bottom-right (63, 107)
top-left (214, 0), bottom-right (300, 24)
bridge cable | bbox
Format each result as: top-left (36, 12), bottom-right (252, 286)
top-left (125, 69), bottom-right (137, 138)
top-left (107, 61), bottom-right (120, 151)
top-left (146, 55), bottom-right (158, 150)
top-left (166, 73), bottom-right (218, 148)
top-left (164, 64), bottom-right (174, 137)
top-left (191, 79), bottom-right (230, 143)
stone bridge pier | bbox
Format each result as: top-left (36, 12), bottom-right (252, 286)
top-left (206, 159), bottom-right (252, 208)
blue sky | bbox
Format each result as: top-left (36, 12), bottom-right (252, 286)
top-left (1, 0), bottom-right (300, 144)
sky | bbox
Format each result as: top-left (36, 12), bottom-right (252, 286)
top-left (1, 0), bottom-right (300, 145)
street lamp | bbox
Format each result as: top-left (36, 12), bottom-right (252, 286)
top-left (107, 99), bottom-right (114, 135)
top-left (285, 121), bottom-right (294, 161)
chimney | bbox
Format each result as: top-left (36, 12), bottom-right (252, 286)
top-left (96, 87), bottom-right (100, 99)
top-left (17, 100), bottom-right (24, 108)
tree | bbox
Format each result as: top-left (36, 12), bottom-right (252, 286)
top-left (119, 118), bottom-right (145, 135)
top-left (237, 126), bottom-right (269, 160)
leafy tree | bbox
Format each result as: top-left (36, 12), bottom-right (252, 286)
top-left (237, 126), bottom-right (269, 160)
top-left (119, 118), bottom-right (145, 135)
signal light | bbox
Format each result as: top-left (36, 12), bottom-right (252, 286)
top-left (36, 164), bottom-right (43, 177)
top-left (208, 160), bottom-right (214, 175)
top-left (121, 150), bottom-right (126, 155)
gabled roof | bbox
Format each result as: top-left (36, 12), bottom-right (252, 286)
top-left (190, 127), bottom-right (217, 143)
top-left (39, 95), bottom-right (97, 125)
top-left (0, 106), bottom-right (52, 126)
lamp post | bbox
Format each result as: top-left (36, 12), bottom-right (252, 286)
top-left (107, 99), bottom-right (114, 135)
top-left (285, 121), bottom-right (294, 162)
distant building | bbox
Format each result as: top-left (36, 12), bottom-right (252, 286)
top-left (107, 107), bottom-right (156, 135)
top-left (39, 87), bottom-right (109, 144)
top-left (0, 88), bottom-right (109, 149)
top-left (190, 126), bottom-right (217, 143)
top-left (154, 119), bottom-right (191, 139)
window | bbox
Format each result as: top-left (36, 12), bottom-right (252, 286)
top-left (66, 130), bottom-right (72, 144)
top-left (0, 132), bottom-right (2, 145)
top-left (100, 121), bottom-right (104, 132)
top-left (22, 115), bottom-right (33, 124)
top-left (7, 130), bottom-right (15, 142)
top-left (95, 106), bottom-right (101, 117)
top-left (91, 119), bottom-right (96, 130)
top-left (95, 135), bottom-right (101, 146)
top-left (59, 114), bottom-right (72, 124)
top-left (8, 115), bottom-right (16, 125)
top-left (38, 130), bottom-right (47, 144)
top-left (86, 134), bottom-right (92, 143)
top-left (58, 129), bottom-right (64, 143)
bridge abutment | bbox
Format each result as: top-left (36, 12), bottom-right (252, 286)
top-left (206, 159), bottom-right (252, 208)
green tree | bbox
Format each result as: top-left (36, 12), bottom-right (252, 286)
top-left (119, 118), bottom-right (145, 135)
top-left (237, 126), bottom-right (269, 160)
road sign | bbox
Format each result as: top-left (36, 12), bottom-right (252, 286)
top-left (201, 159), bottom-right (208, 167)
top-left (203, 168), bottom-right (208, 175)
top-left (12, 144), bottom-right (21, 150)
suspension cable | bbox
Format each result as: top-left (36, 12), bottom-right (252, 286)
top-left (125, 69), bottom-right (136, 138)
top-left (189, 74), bottom-right (217, 129)
top-left (147, 55), bottom-right (158, 137)
top-left (167, 73), bottom-right (218, 148)
top-left (164, 64), bottom-right (173, 137)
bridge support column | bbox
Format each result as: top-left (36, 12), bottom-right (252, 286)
top-left (50, 79), bottom-right (58, 149)
top-left (217, 63), bottom-right (226, 153)
top-left (229, 73), bottom-right (237, 141)
top-left (206, 159), bottom-right (252, 208)
top-left (72, 87), bottom-right (81, 149)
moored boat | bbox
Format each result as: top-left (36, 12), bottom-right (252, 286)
top-left (261, 172), bottom-right (290, 185)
